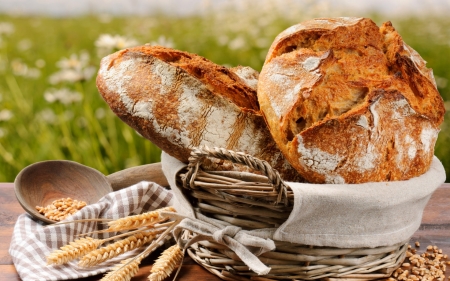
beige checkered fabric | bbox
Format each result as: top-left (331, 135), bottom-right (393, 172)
top-left (9, 181), bottom-right (173, 281)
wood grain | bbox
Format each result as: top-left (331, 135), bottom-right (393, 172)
top-left (420, 184), bottom-right (450, 224)
top-left (1, 183), bottom-right (448, 280)
top-left (107, 162), bottom-right (169, 191)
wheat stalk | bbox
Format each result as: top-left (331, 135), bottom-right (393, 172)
top-left (107, 206), bottom-right (176, 232)
top-left (46, 237), bottom-right (103, 265)
top-left (79, 229), bottom-right (162, 267)
top-left (148, 244), bottom-right (183, 281)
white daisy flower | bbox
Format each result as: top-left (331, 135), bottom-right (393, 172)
top-left (43, 88), bottom-right (83, 105)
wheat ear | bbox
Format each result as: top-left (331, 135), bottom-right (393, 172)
top-left (46, 237), bottom-right (103, 265)
top-left (101, 219), bottom-right (180, 281)
top-left (79, 229), bottom-right (162, 267)
top-left (148, 244), bottom-right (183, 281)
top-left (100, 256), bottom-right (144, 281)
top-left (107, 206), bottom-right (176, 231)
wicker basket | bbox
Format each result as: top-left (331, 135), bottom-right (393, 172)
top-left (177, 146), bottom-right (408, 281)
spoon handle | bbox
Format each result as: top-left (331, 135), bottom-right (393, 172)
top-left (106, 163), bottom-right (169, 191)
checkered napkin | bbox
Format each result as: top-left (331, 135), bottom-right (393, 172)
top-left (9, 181), bottom-right (173, 281)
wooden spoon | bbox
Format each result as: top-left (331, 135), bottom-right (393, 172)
top-left (14, 160), bottom-right (168, 224)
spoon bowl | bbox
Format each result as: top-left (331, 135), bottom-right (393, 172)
top-left (14, 160), bottom-right (168, 224)
top-left (14, 160), bottom-right (113, 224)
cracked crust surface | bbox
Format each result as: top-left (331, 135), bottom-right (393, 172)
top-left (96, 45), bottom-right (302, 181)
top-left (258, 17), bottom-right (445, 183)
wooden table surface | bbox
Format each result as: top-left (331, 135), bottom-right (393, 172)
top-left (1, 182), bottom-right (449, 281)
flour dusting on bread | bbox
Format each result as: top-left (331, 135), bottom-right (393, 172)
top-left (99, 58), bottom-right (136, 112)
top-left (297, 136), bottom-right (343, 176)
top-left (97, 45), bottom-right (303, 181)
top-left (421, 127), bottom-right (438, 154)
top-left (258, 17), bottom-right (445, 183)
top-left (230, 66), bottom-right (259, 89)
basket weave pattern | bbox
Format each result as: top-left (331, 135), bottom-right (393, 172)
top-left (178, 146), bottom-right (407, 280)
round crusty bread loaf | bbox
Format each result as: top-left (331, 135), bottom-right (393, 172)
top-left (258, 17), bottom-right (445, 184)
top-left (96, 45), bottom-right (302, 181)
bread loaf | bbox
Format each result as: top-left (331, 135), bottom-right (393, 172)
top-left (258, 17), bottom-right (445, 184)
top-left (96, 45), bottom-right (302, 181)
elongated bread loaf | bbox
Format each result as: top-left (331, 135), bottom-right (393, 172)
top-left (258, 17), bottom-right (445, 183)
top-left (96, 45), bottom-right (302, 181)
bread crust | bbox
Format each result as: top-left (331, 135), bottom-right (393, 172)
top-left (96, 46), bottom-right (302, 181)
top-left (258, 17), bottom-right (445, 183)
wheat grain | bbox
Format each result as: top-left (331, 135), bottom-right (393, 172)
top-left (107, 206), bottom-right (176, 231)
top-left (46, 237), bottom-right (103, 265)
top-left (389, 242), bottom-right (448, 281)
top-left (79, 230), bottom-right (161, 267)
top-left (148, 244), bottom-right (183, 281)
top-left (36, 197), bottom-right (87, 221)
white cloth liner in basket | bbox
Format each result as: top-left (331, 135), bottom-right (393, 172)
top-left (162, 152), bottom-right (446, 249)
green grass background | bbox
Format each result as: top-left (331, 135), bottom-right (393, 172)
top-left (0, 8), bottom-right (449, 182)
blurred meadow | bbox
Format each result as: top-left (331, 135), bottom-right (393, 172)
top-left (0, 0), bottom-right (450, 182)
